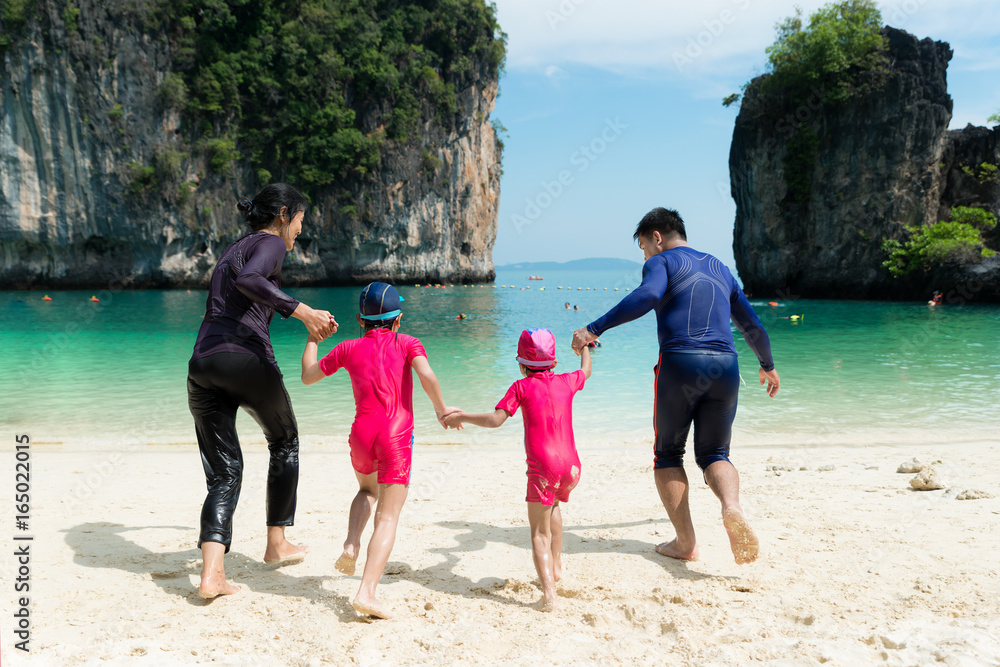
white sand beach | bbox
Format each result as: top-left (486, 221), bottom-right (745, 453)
top-left (2, 438), bottom-right (999, 665)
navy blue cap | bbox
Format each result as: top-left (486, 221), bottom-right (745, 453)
top-left (359, 282), bottom-right (404, 321)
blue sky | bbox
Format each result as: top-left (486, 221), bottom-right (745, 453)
top-left (489, 0), bottom-right (1000, 269)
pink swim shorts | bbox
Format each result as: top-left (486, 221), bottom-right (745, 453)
top-left (525, 464), bottom-right (580, 506)
top-left (349, 416), bottom-right (413, 485)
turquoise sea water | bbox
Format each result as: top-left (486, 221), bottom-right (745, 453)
top-left (2, 269), bottom-right (999, 448)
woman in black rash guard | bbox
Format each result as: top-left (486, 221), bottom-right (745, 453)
top-left (188, 182), bottom-right (338, 599)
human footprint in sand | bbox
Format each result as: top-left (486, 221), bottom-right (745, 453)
top-left (302, 283), bottom-right (456, 619)
top-left (445, 329), bottom-right (592, 612)
top-left (572, 208), bottom-right (780, 565)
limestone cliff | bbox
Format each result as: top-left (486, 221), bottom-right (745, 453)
top-left (0, 1), bottom-right (502, 289)
top-left (730, 27), bottom-right (1000, 301)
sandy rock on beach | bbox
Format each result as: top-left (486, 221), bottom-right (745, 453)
top-left (881, 632), bottom-right (909, 650)
top-left (956, 489), bottom-right (995, 500)
top-left (910, 467), bottom-right (947, 490)
top-left (897, 458), bottom-right (927, 473)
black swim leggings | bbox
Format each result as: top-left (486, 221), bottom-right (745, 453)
top-left (653, 351), bottom-right (740, 471)
top-left (187, 352), bottom-right (300, 552)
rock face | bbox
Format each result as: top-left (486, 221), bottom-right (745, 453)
top-left (730, 27), bottom-right (1000, 301)
top-left (0, 1), bottom-right (501, 289)
top-left (307, 73), bottom-right (501, 287)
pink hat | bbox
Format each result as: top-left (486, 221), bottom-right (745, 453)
top-left (516, 328), bottom-right (557, 369)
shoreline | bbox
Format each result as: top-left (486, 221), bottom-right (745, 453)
top-left (19, 427), bottom-right (1000, 450)
top-left (1, 440), bottom-right (997, 665)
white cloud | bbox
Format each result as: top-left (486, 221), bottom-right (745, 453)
top-left (950, 45), bottom-right (1000, 73)
top-left (495, 0), bottom-right (836, 74)
top-left (544, 64), bottom-right (570, 80)
top-left (492, 0), bottom-right (1000, 79)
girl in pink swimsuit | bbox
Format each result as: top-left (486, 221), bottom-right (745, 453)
top-left (301, 282), bottom-right (455, 619)
top-left (444, 328), bottom-right (592, 612)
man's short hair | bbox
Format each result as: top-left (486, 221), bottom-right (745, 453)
top-left (633, 207), bottom-right (687, 242)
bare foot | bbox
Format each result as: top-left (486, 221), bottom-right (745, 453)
top-left (352, 595), bottom-right (392, 619)
top-left (335, 546), bottom-right (358, 576)
top-left (655, 539), bottom-right (699, 561)
top-left (263, 540), bottom-right (308, 565)
top-left (198, 578), bottom-right (240, 599)
top-left (538, 595), bottom-right (558, 613)
top-left (722, 507), bottom-right (759, 564)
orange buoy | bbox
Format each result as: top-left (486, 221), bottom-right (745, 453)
top-left (90, 296), bottom-right (100, 302)
top-left (768, 301), bottom-right (778, 306)
top-left (42, 295), bottom-right (53, 301)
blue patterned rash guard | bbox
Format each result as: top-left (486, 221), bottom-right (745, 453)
top-left (586, 246), bottom-right (774, 371)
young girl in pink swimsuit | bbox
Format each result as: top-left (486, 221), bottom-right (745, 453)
top-left (301, 282), bottom-right (454, 619)
top-left (444, 328), bottom-right (592, 611)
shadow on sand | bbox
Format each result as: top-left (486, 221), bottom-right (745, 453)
top-left (385, 518), bottom-right (735, 606)
top-left (62, 522), bottom-right (357, 621)
top-left (65, 518), bottom-right (736, 618)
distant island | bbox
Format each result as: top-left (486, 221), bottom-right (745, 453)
top-left (496, 258), bottom-right (643, 272)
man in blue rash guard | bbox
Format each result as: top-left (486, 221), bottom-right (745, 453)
top-left (572, 207), bottom-right (780, 565)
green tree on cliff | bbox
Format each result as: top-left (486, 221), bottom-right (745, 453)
top-left (989, 109), bottom-right (1000, 125)
top-left (765, 0), bottom-right (887, 102)
top-left (724, 0), bottom-right (887, 108)
top-left (147, 0), bottom-right (506, 190)
top-left (723, 1), bottom-right (889, 205)
top-left (0, 0), bottom-right (32, 50)
top-left (882, 207), bottom-right (997, 277)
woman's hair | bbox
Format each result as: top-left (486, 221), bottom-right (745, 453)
top-left (236, 183), bottom-right (308, 232)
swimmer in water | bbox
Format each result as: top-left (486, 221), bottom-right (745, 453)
top-left (444, 329), bottom-right (592, 612)
top-left (301, 282), bottom-right (457, 619)
top-left (928, 290), bottom-right (943, 306)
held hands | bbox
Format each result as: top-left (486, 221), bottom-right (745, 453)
top-left (759, 368), bottom-right (780, 398)
top-left (304, 307), bottom-right (338, 341)
top-left (439, 408), bottom-right (465, 430)
top-left (571, 327), bottom-right (597, 356)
